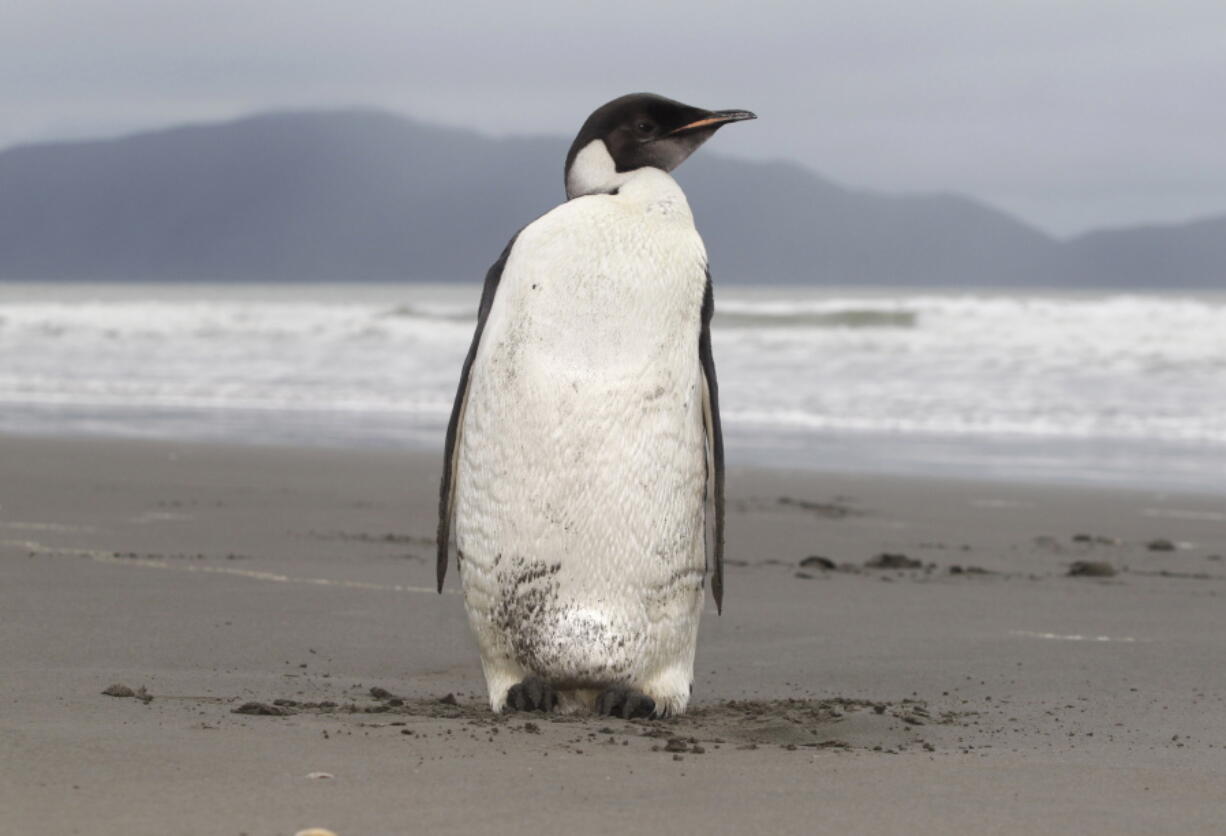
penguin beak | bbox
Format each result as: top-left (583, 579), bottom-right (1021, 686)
top-left (666, 110), bottom-right (757, 136)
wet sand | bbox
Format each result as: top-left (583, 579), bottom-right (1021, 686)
top-left (2, 434), bottom-right (1225, 835)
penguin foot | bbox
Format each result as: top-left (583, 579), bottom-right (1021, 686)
top-left (595, 686), bottom-right (656, 719)
top-left (504, 676), bottom-right (558, 713)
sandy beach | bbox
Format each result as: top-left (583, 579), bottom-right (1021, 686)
top-left (2, 433), bottom-right (1225, 835)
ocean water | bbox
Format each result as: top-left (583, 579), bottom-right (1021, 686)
top-left (2, 282), bottom-right (1224, 494)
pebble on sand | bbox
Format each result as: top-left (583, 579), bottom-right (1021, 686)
top-left (1068, 561), bottom-right (1117, 577)
top-left (294, 829), bottom-right (338, 836)
top-left (1147, 539), bottom-right (1176, 552)
top-left (949, 565), bottom-right (990, 575)
top-left (1073, 533), bottom-right (1120, 545)
top-left (232, 701), bottom-right (296, 716)
top-left (101, 683), bottom-right (152, 702)
top-left (866, 553), bottom-right (922, 569)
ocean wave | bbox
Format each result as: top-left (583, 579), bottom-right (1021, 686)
top-left (375, 302), bottom-right (921, 329)
top-left (724, 408), bottom-right (1226, 445)
top-left (715, 308), bottom-right (917, 328)
top-left (0, 390), bottom-right (455, 416)
top-left (3, 283), bottom-right (1226, 458)
top-left (378, 303), bottom-right (475, 322)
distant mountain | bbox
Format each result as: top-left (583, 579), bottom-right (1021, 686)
top-left (0, 109), bottom-right (1220, 287)
top-left (1065, 216), bottom-right (1226, 289)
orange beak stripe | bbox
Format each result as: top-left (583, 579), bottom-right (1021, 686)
top-left (669, 115), bottom-right (738, 134)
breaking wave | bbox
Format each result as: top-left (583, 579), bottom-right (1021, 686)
top-left (2, 282), bottom-right (1225, 489)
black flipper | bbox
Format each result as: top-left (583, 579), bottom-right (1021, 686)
top-left (437, 232), bottom-right (520, 592)
top-left (699, 270), bottom-right (726, 613)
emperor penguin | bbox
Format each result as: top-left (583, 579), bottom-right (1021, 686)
top-left (437, 93), bottom-right (755, 718)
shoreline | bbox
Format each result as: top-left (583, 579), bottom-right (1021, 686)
top-left (5, 281), bottom-right (1226, 501)
top-left (2, 421), bottom-right (1224, 499)
top-left (2, 433), bottom-right (1224, 834)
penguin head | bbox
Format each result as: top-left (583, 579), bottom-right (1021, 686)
top-left (564, 93), bottom-right (756, 199)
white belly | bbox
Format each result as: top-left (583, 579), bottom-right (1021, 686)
top-left (454, 171), bottom-right (710, 707)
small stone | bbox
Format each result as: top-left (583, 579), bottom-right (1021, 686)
top-left (673, 754), bottom-right (684, 761)
top-left (1068, 561), bottom-right (1116, 577)
top-left (438, 693), bottom-right (459, 705)
top-left (102, 684), bottom-right (135, 698)
top-left (369, 687), bottom-right (397, 700)
top-left (232, 701), bottom-right (296, 716)
top-left (294, 829), bottom-right (339, 836)
top-left (664, 738), bottom-right (689, 753)
top-left (866, 553), bottom-right (921, 569)
top-left (523, 722), bottom-right (540, 734)
top-left (1147, 539), bottom-right (1176, 552)
top-left (799, 555), bottom-right (836, 570)
top-left (305, 772), bottom-right (334, 780)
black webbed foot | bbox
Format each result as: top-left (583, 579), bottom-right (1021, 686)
top-left (504, 676), bottom-right (558, 713)
top-left (595, 686), bottom-right (656, 719)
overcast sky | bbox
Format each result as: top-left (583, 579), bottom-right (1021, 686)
top-left (3, 0), bottom-right (1223, 235)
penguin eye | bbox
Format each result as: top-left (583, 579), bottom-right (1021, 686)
top-left (635, 120), bottom-right (656, 136)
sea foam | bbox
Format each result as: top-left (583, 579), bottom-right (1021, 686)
top-left (2, 282), bottom-right (1224, 491)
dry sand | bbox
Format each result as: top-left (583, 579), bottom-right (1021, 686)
top-left (1, 434), bottom-right (1225, 835)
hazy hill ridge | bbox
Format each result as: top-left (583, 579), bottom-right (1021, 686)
top-left (0, 109), bottom-right (1221, 287)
